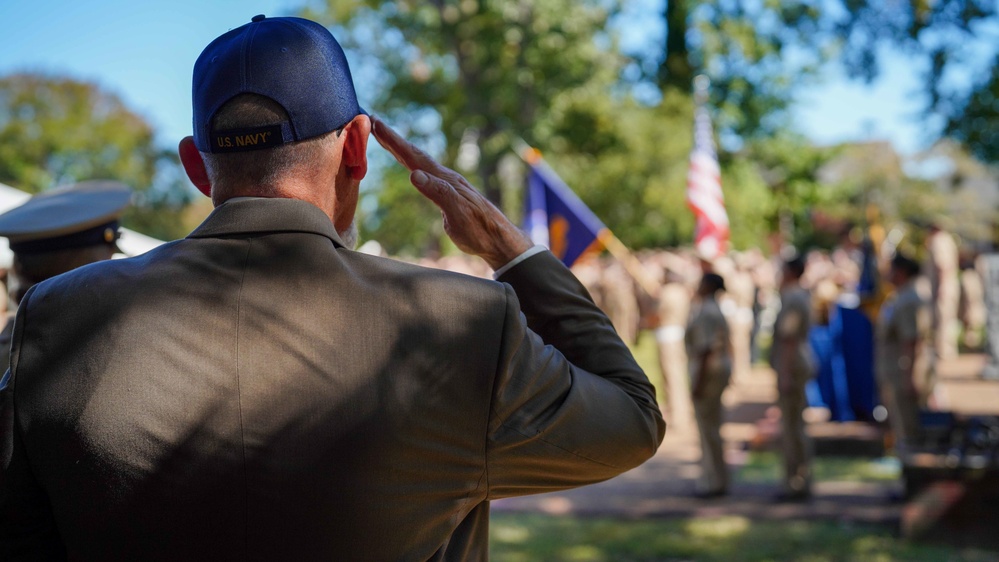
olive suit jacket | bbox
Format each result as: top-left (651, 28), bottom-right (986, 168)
top-left (0, 198), bottom-right (665, 561)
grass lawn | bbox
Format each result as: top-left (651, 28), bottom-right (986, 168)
top-left (631, 332), bottom-right (667, 401)
top-left (489, 513), bottom-right (999, 561)
top-left (736, 451), bottom-right (903, 484)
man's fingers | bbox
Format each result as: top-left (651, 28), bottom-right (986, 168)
top-left (372, 117), bottom-right (436, 172)
top-left (372, 117), bottom-right (465, 185)
top-left (373, 121), bottom-right (468, 210)
top-left (410, 170), bottom-right (455, 212)
top-left (371, 119), bottom-right (415, 168)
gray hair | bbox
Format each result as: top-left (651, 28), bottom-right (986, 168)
top-left (201, 94), bottom-right (338, 199)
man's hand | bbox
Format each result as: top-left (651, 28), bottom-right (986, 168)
top-left (371, 116), bottom-right (533, 270)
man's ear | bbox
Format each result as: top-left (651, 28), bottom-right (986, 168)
top-left (341, 114), bottom-right (371, 181)
top-left (178, 136), bottom-right (212, 197)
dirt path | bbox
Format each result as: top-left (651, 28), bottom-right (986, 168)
top-left (493, 354), bottom-right (997, 525)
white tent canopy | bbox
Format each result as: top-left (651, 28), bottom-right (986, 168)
top-left (0, 182), bottom-right (166, 268)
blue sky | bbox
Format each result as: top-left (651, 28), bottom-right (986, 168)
top-left (0, 0), bottom-right (300, 147)
top-left (0, 0), bottom-right (931, 156)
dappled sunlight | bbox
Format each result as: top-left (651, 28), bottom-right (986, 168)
top-left (490, 512), bottom-right (999, 561)
top-left (493, 523), bottom-right (532, 545)
top-left (683, 515), bottom-right (751, 540)
top-left (735, 451), bottom-right (903, 486)
top-left (560, 545), bottom-right (604, 561)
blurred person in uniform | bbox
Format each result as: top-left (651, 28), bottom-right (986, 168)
top-left (656, 266), bottom-right (692, 430)
top-left (686, 273), bottom-right (732, 498)
top-left (770, 254), bottom-right (815, 501)
top-left (0, 181), bottom-right (130, 374)
top-left (925, 222), bottom-right (960, 361)
top-left (570, 257), bottom-right (605, 312)
top-left (749, 249), bottom-right (777, 364)
top-left (876, 253), bottom-right (932, 451)
top-left (958, 252), bottom-right (985, 350)
top-left (603, 260), bottom-right (641, 345)
top-left (726, 255), bottom-right (756, 382)
top-left (0, 16), bottom-right (663, 560)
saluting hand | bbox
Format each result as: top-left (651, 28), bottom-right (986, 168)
top-left (371, 116), bottom-right (533, 271)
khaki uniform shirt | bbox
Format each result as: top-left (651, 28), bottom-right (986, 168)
top-left (686, 298), bottom-right (731, 381)
top-left (877, 281), bottom-right (931, 385)
top-left (770, 286), bottom-right (814, 382)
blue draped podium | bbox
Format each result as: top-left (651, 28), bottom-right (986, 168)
top-left (807, 304), bottom-right (878, 422)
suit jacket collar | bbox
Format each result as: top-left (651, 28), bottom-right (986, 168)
top-left (187, 197), bottom-right (346, 248)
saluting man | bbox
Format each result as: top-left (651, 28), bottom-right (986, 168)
top-left (0, 16), bottom-right (663, 560)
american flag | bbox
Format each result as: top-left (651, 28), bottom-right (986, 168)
top-left (686, 95), bottom-right (729, 261)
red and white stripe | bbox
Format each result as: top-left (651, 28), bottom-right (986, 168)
top-left (686, 104), bottom-right (729, 260)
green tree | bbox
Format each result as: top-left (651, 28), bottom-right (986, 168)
top-left (651, 0), bottom-right (998, 141)
top-left (946, 55), bottom-right (999, 163)
top-left (302, 1), bottom-right (795, 254)
top-left (836, 0), bottom-right (996, 110)
top-left (610, 2), bottom-right (842, 251)
top-left (803, 139), bottom-right (949, 252)
top-left (837, 1), bottom-right (999, 168)
top-left (739, 132), bottom-right (838, 249)
top-left (305, 0), bottom-right (622, 203)
top-left (648, 1), bottom-right (998, 250)
top-left (303, 0), bottom-right (655, 252)
top-left (0, 72), bottom-right (194, 240)
top-left (650, 0), bottom-right (832, 139)
top-left (909, 140), bottom-right (996, 243)
top-left (536, 87), bottom-right (773, 251)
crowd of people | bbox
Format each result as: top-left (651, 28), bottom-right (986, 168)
top-left (391, 220), bottom-right (989, 502)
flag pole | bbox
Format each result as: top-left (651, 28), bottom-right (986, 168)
top-left (512, 138), bottom-right (662, 298)
top-left (596, 230), bottom-right (662, 298)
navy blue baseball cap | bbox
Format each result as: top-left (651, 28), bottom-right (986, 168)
top-left (192, 15), bottom-right (365, 153)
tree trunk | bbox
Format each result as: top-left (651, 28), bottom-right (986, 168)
top-left (659, 0), bottom-right (694, 94)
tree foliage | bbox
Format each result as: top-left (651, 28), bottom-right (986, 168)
top-left (650, 0), bottom-right (998, 249)
top-left (652, 0), bottom-right (998, 144)
top-left (649, 0), bottom-right (832, 140)
top-left (946, 56), bottom-right (999, 163)
top-left (836, 0), bottom-right (996, 107)
top-left (0, 73), bottom-right (194, 240)
top-left (835, 0), bottom-right (999, 165)
top-left (738, 132), bottom-right (837, 249)
top-left (303, 0), bottom-right (782, 253)
top-left (304, 0), bottom-right (677, 252)
top-left (911, 140), bottom-right (998, 243)
top-left (304, 0), bottom-right (622, 201)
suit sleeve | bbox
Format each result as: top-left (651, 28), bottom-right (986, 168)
top-left (485, 251), bottom-right (665, 499)
top-left (0, 287), bottom-right (67, 561)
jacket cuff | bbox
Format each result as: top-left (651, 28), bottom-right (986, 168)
top-left (492, 245), bottom-right (548, 279)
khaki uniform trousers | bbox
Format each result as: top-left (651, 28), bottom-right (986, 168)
top-left (693, 370), bottom-right (730, 493)
top-left (877, 369), bottom-right (920, 449)
top-left (778, 376), bottom-right (813, 495)
top-left (657, 326), bottom-right (692, 431)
